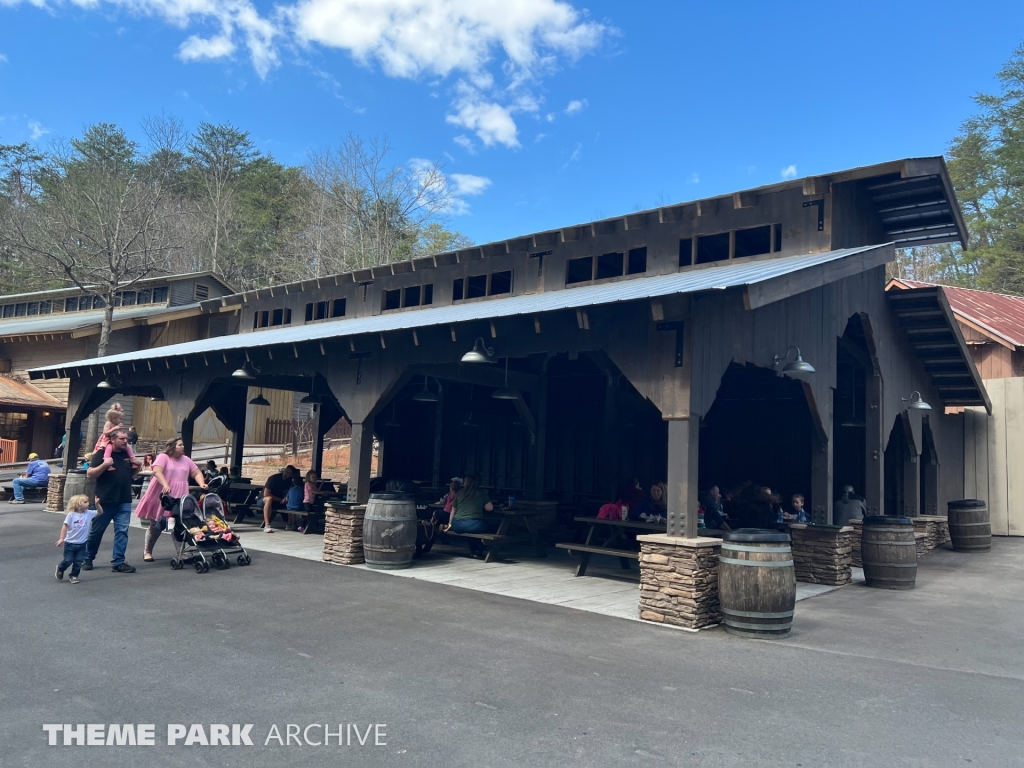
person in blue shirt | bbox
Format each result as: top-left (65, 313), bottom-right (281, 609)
top-left (11, 452), bottom-right (51, 503)
top-left (285, 475), bottom-right (306, 532)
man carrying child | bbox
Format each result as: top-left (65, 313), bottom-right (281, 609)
top-left (83, 428), bottom-right (140, 573)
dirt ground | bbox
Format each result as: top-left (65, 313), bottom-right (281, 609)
top-left (241, 443), bottom-right (378, 484)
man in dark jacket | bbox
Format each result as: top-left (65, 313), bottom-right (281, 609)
top-left (83, 428), bottom-right (139, 573)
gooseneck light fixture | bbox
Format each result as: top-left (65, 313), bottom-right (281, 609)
top-left (902, 391), bottom-right (932, 411)
top-left (231, 362), bottom-right (260, 380)
top-left (96, 375), bottom-right (122, 390)
top-left (773, 346), bottom-right (816, 374)
top-left (461, 337), bottom-right (495, 364)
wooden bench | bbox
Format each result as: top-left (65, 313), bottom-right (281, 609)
top-left (1, 483), bottom-right (47, 502)
top-left (555, 543), bottom-right (639, 576)
top-left (436, 510), bottom-right (546, 562)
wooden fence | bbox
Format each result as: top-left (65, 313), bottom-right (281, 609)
top-left (964, 376), bottom-right (1024, 536)
top-left (0, 438), bottom-right (17, 464)
top-left (265, 418), bottom-right (352, 448)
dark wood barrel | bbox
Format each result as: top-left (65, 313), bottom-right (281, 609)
top-left (62, 470), bottom-right (95, 508)
top-left (719, 529), bottom-right (796, 638)
top-left (862, 515), bottom-right (917, 590)
top-left (947, 499), bottom-right (991, 552)
top-left (363, 493), bottom-right (417, 570)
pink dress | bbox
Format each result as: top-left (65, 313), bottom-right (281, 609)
top-left (135, 453), bottom-right (199, 521)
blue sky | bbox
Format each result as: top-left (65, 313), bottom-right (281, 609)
top-left (1, 0), bottom-right (1022, 246)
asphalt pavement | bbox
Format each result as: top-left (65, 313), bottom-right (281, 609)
top-left (2, 503), bottom-right (1023, 767)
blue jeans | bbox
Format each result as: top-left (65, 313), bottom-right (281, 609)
top-left (86, 502), bottom-right (132, 566)
top-left (13, 477), bottom-right (46, 500)
top-left (58, 541), bottom-right (87, 577)
top-left (450, 517), bottom-right (493, 553)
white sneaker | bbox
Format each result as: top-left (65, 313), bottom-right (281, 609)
top-left (264, 526), bottom-right (274, 533)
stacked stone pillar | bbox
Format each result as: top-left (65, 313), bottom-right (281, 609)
top-left (46, 474), bottom-right (67, 512)
top-left (789, 524), bottom-right (853, 585)
top-left (322, 504), bottom-right (366, 565)
top-left (637, 535), bottom-right (721, 630)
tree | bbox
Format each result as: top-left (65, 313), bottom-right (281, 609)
top-left (185, 122), bottom-right (259, 276)
top-left (0, 142), bottom-right (52, 294)
top-left (0, 123), bottom-right (179, 356)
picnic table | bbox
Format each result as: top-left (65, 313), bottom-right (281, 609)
top-left (437, 507), bottom-right (546, 563)
top-left (556, 516), bottom-right (667, 577)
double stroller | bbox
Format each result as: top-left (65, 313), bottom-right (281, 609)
top-left (165, 477), bottom-right (251, 573)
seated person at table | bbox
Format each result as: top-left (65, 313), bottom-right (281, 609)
top-left (447, 476), bottom-right (494, 557)
top-left (635, 482), bottom-right (668, 522)
top-left (784, 493), bottom-right (810, 523)
top-left (698, 485), bottom-right (731, 531)
top-left (286, 475), bottom-right (306, 532)
top-left (833, 485), bottom-right (866, 526)
top-left (434, 477), bottom-right (462, 526)
top-left (203, 460), bottom-right (218, 480)
top-left (218, 466), bottom-right (231, 479)
top-left (262, 465), bottom-right (296, 533)
top-left (746, 486), bottom-right (780, 529)
top-left (618, 477), bottom-right (645, 508)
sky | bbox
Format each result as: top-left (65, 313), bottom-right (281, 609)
top-left (1, 0), bottom-right (1023, 247)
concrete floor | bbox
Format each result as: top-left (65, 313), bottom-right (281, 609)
top-left (6, 502), bottom-right (1024, 767)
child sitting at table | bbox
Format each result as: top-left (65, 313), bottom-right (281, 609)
top-left (784, 493), bottom-right (811, 523)
top-left (286, 474), bottom-right (306, 532)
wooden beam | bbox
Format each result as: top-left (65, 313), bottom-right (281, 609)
top-left (732, 191), bottom-right (758, 209)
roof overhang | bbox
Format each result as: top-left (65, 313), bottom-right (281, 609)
top-left (886, 287), bottom-right (991, 412)
top-left (29, 244), bottom-right (894, 381)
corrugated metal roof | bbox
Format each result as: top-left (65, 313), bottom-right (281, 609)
top-left (889, 279), bottom-right (1024, 349)
top-left (29, 245), bottom-right (887, 376)
top-left (0, 272), bottom-right (235, 302)
top-left (0, 376), bottom-right (65, 410)
top-left (0, 303), bottom-right (200, 339)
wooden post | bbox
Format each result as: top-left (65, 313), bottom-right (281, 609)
top-left (903, 452), bottom-right (921, 517)
top-left (310, 404), bottom-right (325, 477)
top-left (811, 432), bottom-right (832, 524)
top-left (527, 366), bottom-right (549, 500)
top-left (65, 417), bottom-right (82, 470)
top-left (230, 426), bottom-right (245, 477)
top-left (603, 372), bottom-right (619, 500)
top-left (181, 418), bottom-right (195, 456)
top-left (666, 417), bottom-right (699, 538)
top-left (348, 422), bottom-right (374, 503)
top-left (864, 374), bottom-right (884, 516)
top-left (431, 385), bottom-right (444, 490)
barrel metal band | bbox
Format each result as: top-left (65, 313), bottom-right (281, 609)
top-left (866, 577), bottom-right (916, 583)
top-left (721, 544), bottom-right (792, 554)
top-left (863, 540), bottom-right (916, 546)
top-left (721, 607), bottom-right (794, 619)
top-left (866, 527), bottom-right (916, 534)
top-left (724, 620), bottom-right (793, 631)
top-left (863, 562), bottom-right (917, 568)
top-left (951, 522), bottom-right (991, 528)
top-left (719, 557), bottom-right (794, 567)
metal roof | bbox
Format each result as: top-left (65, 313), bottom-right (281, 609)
top-left (889, 279), bottom-right (1024, 349)
top-left (885, 287), bottom-right (990, 411)
top-left (866, 174), bottom-right (966, 248)
top-left (30, 245), bottom-right (887, 377)
top-left (0, 272), bottom-right (235, 302)
top-left (0, 303), bottom-right (201, 340)
top-left (0, 376), bottom-right (65, 410)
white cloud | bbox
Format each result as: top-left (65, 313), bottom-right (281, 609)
top-left (565, 98), bottom-right (587, 114)
top-left (453, 134), bottom-right (475, 153)
top-left (28, 121), bottom-right (49, 140)
top-left (688, 172), bottom-right (699, 184)
top-left (3, 0), bottom-right (608, 149)
top-left (781, 164), bottom-right (797, 180)
top-left (450, 173), bottom-right (491, 196)
top-left (0, 53), bottom-right (8, 64)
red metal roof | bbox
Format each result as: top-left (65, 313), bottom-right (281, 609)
top-left (887, 279), bottom-right (1024, 349)
top-left (0, 376), bottom-right (65, 411)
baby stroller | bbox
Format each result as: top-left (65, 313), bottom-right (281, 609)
top-left (167, 476), bottom-right (251, 573)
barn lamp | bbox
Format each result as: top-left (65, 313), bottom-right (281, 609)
top-left (773, 346), bottom-right (815, 374)
top-left (492, 358), bottom-right (518, 400)
top-left (249, 389), bottom-right (270, 407)
top-left (299, 392), bottom-right (323, 404)
top-left (903, 391), bottom-right (932, 411)
top-left (149, 394), bottom-right (166, 402)
top-left (461, 337), bottom-right (495, 364)
top-left (96, 375), bottom-right (122, 389)
top-left (231, 362), bottom-right (260, 380)
top-left (412, 376), bottom-right (439, 403)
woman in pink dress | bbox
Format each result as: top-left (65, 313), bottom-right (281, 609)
top-left (136, 437), bottom-right (207, 562)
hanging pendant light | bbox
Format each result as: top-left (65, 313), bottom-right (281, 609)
top-left (96, 375), bottom-right (122, 389)
top-left (492, 358), bottom-right (518, 400)
top-left (774, 345), bottom-right (815, 374)
top-left (903, 391), bottom-right (932, 411)
top-left (249, 389), bottom-right (270, 407)
top-left (413, 376), bottom-right (439, 403)
top-left (232, 362), bottom-right (259, 380)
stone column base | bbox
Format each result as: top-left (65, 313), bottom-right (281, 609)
top-left (789, 524), bottom-right (853, 586)
top-left (46, 475), bottom-right (67, 512)
top-left (912, 516), bottom-right (950, 554)
top-left (322, 504), bottom-right (366, 565)
top-left (637, 534), bottom-right (721, 630)
top-left (848, 519), bottom-right (863, 567)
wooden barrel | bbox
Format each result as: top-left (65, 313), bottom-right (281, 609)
top-left (947, 499), bottom-right (991, 552)
top-left (719, 529), bottom-right (796, 638)
top-left (363, 493), bottom-right (417, 570)
top-left (62, 471), bottom-right (96, 508)
top-left (862, 515), bottom-right (917, 590)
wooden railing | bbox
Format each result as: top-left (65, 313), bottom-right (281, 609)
top-left (0, 438), bottom-right (17, 464)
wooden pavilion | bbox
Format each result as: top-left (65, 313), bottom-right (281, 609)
top-left (29, 157), bottom-right (988, 540)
